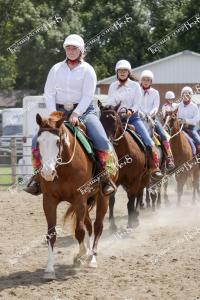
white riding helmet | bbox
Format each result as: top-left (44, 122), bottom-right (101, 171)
top-left (165, 91), bottom-right (175, 99)
top-left (63, 34), bottom-right (85, 53)
top-left (115, 60), bottom-right (131, 72)
top-left (181, 86), bottom-right (193, 95)
top-left (141, 70), bottom-right (154, 80)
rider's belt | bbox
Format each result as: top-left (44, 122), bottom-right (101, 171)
top-left (56, 103), bottom-right (78, 111)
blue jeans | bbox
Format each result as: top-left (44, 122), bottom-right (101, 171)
top-left (32, 104), bottom-right (110, 151)
top-left (186, 125), bottom-right (200, 145)
top-left (129, 112), bottom-right (154, 147)
top-left (154, 119), bottom-right (168, 141)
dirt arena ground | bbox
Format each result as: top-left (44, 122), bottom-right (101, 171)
top-left (0, 185), bottom-right (200, 300)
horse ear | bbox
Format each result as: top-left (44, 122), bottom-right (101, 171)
top-left (97, 100), bottom-right (103, 110)
top-left (114, 101), bottom-right (121, 112)
top-left (174, 108), bottom-right (178, 114)
top-left (36, 113), bottom-right (43, 126)
top-left (56, 117), bottom-right (66, 128)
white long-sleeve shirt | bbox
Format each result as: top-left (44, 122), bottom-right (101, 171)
top-left (108, 79), bottom-right (142, 112)
top-left (44, 59), bottom-right (97, 116)
top-left (177, 101), bottom-right (200, 126)
top-left (139, 87), bottom-right (160, 115)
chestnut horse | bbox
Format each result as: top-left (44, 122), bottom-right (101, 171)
top-left (35, 112), bottom-right (118, 279)
top-left (98, 101), bottom-right (150, 229)
top-left (163, 111), bottom-right (200, 205)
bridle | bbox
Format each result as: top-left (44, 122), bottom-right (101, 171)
top-left (163, 114), bottom-right (184, 140)
top-left (103, 107), bottom-right (130, 144)
top-left (38, 126), bottom-right (77, 166)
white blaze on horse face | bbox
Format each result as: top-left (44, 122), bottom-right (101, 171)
top-left (37, 131), bottom-right (60, 181)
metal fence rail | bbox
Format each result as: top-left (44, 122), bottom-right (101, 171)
top-left (0, 136), bottom-right (33, 189)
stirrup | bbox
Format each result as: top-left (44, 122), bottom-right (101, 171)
top-left (23, 176), bottom-right (42, 196)
top-left (151, 169), bottom-right (163, 179)
top-left (100, 177), bottom-right (116, 196)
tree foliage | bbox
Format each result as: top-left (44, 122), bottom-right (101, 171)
top-left (0, 0), bottom-right (198, 92)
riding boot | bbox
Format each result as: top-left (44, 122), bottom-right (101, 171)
top-left (162, 140), bottom-right (175, 170)
top-left (23, 147), bottom-right (42, 196)
top-left (23, 172), bottom-right (41, 195)
top-left (95, 149), bottom-right (117, 196)
top-left (148, 146), bottom-right (163, 179)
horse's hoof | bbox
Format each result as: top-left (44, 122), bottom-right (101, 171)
top-left (152, 206), bottom-right (156, 212)
top-left (73, 257), bottom-right (81, 267)
top-left (43, 271), bottom-right (56, 280)
top-left (109, 223), bottom-right (118, 233)
top-left (88, 259), bottom-right (97, 268)
top-left (140, 202), bottom-right (145, 210)
top-left (127, 223), bottom-right (134, 229)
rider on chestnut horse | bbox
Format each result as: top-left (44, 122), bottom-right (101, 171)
top-left (177, 86), bottom-right (200, 154)
top-left (139, 70), bottom-right (175, 171)
top-left (162, 91), bottom-right (178, 118)
top-left (108, 59), bottom-right (163, 179)
top-left (24, 34), bottom-right (117, 196)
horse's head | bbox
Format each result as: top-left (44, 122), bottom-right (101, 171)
top-left (164, 109), bottom-right (181, 133)
top-left (98, 100), bottom-right (122, 141)
top-left (36, 112), bottom-right (66, 181)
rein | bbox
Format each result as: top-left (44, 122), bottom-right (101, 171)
top-left (56, 130), bottom-right (77, 165)
top-left (163, 117), bottom-right (184, 140)
top-left (169, 123), bottom-right (184, 140)
top-left (112, 117), bottom-right (130, 143)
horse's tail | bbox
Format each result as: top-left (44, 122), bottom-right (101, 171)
top-left (63, 196), bottom-right (97, 237)
top-left (63, 204), bottom-right (76, 238)
top-left (87, 196), bottom-right (97, 212)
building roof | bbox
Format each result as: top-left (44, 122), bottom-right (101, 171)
top-left (97, 50), bottom-right (200, 85)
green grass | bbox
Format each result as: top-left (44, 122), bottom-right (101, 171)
top-left (0, 167), bottom-right (13, 186)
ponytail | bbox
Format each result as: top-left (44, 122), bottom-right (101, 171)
top-left (128, 72), bottom-right (139, 82)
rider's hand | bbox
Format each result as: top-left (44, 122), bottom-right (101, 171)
top-left (179, 118), bottom-right (186, 124)
top-left (139, 111), bottom-right (145, 119)
top-left (127, 109), bottom-right (133, 117)
top-left (69, 112), bottom-right (79, 126)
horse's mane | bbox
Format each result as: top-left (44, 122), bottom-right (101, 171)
top-left (49, 111), bottom-right (65, 121)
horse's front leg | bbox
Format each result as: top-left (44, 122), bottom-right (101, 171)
top-left (91, 194), bottom-right (109, 268)
top-left (163, 179), bottom-right (170, 206)
top-left (43, 197), bottom-right (58, 280)
top-left (109, 193), bottom-right (117, 232)
top-left (127, 195), bottom-right (139, 228)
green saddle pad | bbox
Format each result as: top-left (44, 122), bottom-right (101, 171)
top-left (64, 121), bottom-right (94, 159)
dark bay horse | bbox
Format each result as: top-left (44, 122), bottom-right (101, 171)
top-left (36, 112), bottom-right (118, 279)
top-left (98, 101), bottom-right (150, 229)
top-left (163, 111), bottom-right (200, 205)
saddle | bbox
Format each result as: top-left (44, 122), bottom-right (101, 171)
top-left (64, 121), bottom-right (96, 161)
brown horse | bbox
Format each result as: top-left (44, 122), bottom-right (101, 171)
top-left (35, 111), bottom-right (118, 279)
top-left (163, 111), bottom-right (200, 205)
top-left (98, 101), bottom-right (150, 229)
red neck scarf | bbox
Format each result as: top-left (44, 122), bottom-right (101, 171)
top-left (141, 84), bottom-right (151, 95)
top-left (183, 99), bottom-right (191, 106)
top-left (66, 58), bottom-right (80, 66)
top-left (117, 74), bottom-right (129, 88)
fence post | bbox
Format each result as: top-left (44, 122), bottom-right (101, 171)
top-left (11, 137), bottom-right (17, 185)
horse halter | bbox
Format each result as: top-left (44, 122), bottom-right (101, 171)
top-left (38, 126), bottom-right (77, 166)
